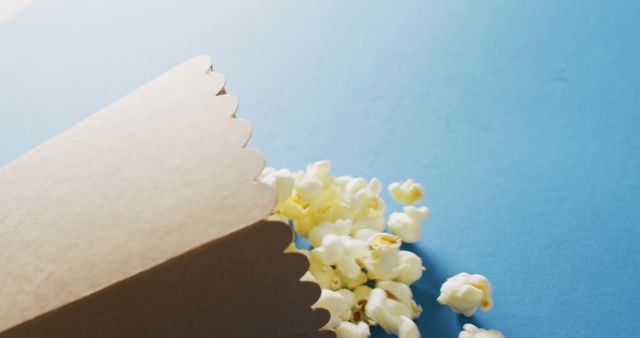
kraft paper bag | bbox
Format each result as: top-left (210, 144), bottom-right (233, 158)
top-left (0, 56), bottom-right (332, 338)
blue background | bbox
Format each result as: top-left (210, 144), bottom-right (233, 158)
top-left (1, 1), bottom-right (639, 337)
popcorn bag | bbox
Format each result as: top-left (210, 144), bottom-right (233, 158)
top-left (0, 57), bottom-right (332, 338)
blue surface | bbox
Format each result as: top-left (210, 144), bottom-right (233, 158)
top-left (1, 1), bottom-right (639, 337)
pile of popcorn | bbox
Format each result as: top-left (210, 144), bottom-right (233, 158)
top-left (259, 161), bottom-right (504, 338)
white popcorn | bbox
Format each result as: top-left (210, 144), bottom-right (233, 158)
top-left (335, 321), bottom-right (371, 338)
top-left (324, 202), bottom-right (354, 222)
top-left (352, 286), bottom-right (372, 306)
top-left (260, 163), bottom-right (479, 338)
top-left (365, 233), bottom-right (402, 281)
top-left (368, 177), bottom-right (382, 195)
top-left (376, 281), bottom-right (421, 318)
top-left (348, 285), bottom-right (372, 324)
top-left (296, 177), bottom-right (324, 204)
top-left (308, 220), bottom-right (353, 247)
top-left (395, 251), bottom-right (425, 285)
top-left (365, 289), bottom-right (401, 332)
top-left (307, 185), bottom-right (341, 212)
top-left (313, 289), bottom-right (355, 330)
top-left (337, 289), bottom-right (356, 321)
top-left (459, 324), bottom-right (504, 338)
top-left (438, 273), bottom-right (493, 317)
top-left (388, 206), bottom-right (429, 243)
top-left (306, 160), bottom-right (335, 187)
top-left (365, 288), bottom-right (418, 336)
top-left (353, 213), bottom-right (385, 233)
top-left (259, 168), bottom-right (296, 208)
top-left (398, 316), bottom-right (420, 338)
top-left (258, 167), bottom-right (275, 179)
top-left (313, 234), bottom-right (368, 280)
top-left (309, 252), bottom-right (342, 290)
top-left (338, 269), bottom-right (368, 289)
top-left (311, 235), bottom-right (347, 266)
top-left (345, 177), bottom-right (368, 196)
top-left (344, 177), bottom-right (385, 216)
top-left (388, 179), bottom-right (425, 205)
top-left (353, 228), bottom-right (379, 241)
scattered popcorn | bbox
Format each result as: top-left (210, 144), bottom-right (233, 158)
top-left (365, 288), bottom-right (418, 336)
top-left (335, 321), bottom-right (371, 338)
top-left (388, 206), bottom-right (429, 243)
top-left (306, 160), bottom-right (335, 187)
top-left (458, 324), bottom-right (504, 338)
top-left (365, 233), bottom-right (402, 281)
top-left (395, 251), bottom-right (425, 285)
top-left (259, 168), bottom-right (296, 208)
top-left (313, 289), bottom-right (355, 330)
top-left (388, 179), bottom-right (424, 205)
top-left (351, 285), bottom-right (373, 323)
top-left (364, 288), bottom-right (399, 332)
top-left (353, 228), bottom-right (379, 241)
top-left (313, 234), bottom-right (368, 280)
top-left (262, 161), bottom-right (502, 337)
top-left (308, 251), bottom-right (342, 290)
top-left (376, 281), bottom-right (421, 318)
top-left (353, 215), bottom-right (385, 234)
top-left (296, 177), bottom-right (324, 204)
top-left (398, 316), bottom-right (421, 338)
top-left (438, 273), bottom-right (493, 317)
top-left (308, 220), bottom-right (352, 247)
top-left (338, 269), bottom-right (368, 289)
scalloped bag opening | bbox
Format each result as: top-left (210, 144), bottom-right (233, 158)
top-left (0, 56), bottom-right (333, 338)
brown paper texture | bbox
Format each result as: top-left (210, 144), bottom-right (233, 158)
top-left (0, 56), bottom-right (332, 337)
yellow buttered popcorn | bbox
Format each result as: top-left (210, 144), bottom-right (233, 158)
top-left (308, 250), bottom-right (342, 290)
top-left (458, 324), bottom-right (504, 338)
top-left (365, 233), bottom-right (402, 281)
top-left (437, 273), bottom-right (493, 317)
top-left (388, 179), bottom-right (425, 206)
top-left (295, 177), bottom-right (324, 204)
top-left (388, 206), bottom-right (429, 243)
top-left (262, 161), bottom-right (501, 338)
